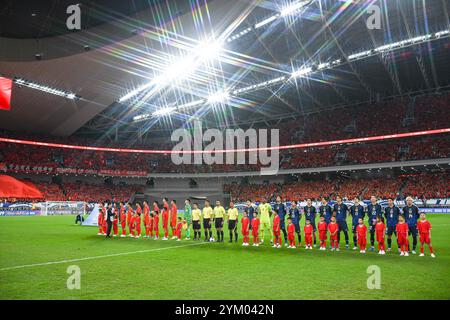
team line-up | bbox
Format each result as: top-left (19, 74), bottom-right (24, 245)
top-left (96, 195), bottom-right (436, 258)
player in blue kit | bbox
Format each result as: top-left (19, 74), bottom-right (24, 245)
top-left (333, 196), bottom-right (349, 249)
top-left (403, 196), bottom-right (420, 254)
top-left (288, 200), bottom-right (302, 246)
top-left (350, 197), bottom-right (365, 250)
top-left (273, 196), bottom-right (288, 245)
top-left (303, 199), bottom-right (317, 246)
top-left (384, 198), bottom-right (400, 252)
top-left (319, 197), bottom-right (332, 224)
top-left (244, 200), bottom-right (255, 230)
top-left (366, 195), bottom-right (382, 251)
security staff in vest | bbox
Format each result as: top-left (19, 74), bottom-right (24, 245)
top-left (106, 202), bottom-right (114, 238)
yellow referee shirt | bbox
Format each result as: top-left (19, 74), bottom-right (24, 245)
top-left (202, 206), bottom-right (213, 219)
top-left (214, 206), bottom-right (226, 218)
top-left (192, 208), bottom-right (201, 221)
top-left (227, 208), bottom-right (239, 220)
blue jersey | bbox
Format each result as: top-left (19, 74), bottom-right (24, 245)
top-left (273, 203), bottom-right (287, 226)
top-left (366, 203), bottom-right (382, 225)
top-left (245, 206), bottom-right (255, 222)
top-left (384, 205), bottom-right (400, 227)
top-left (403, 205), bottom-right (419, 226)
top-left (333, 203), bottom-right (348, 222)
top-left (350, 204), bottom-right (365, 226)
top-left (288, 207), bottom-right (301, 225)
top-left (319, 204), bottom-right (332, 224)
top-left (303, 205), bottom-right (316, 223)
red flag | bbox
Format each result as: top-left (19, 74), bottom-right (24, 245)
top-left (0, 77), bottom-right (12, 111)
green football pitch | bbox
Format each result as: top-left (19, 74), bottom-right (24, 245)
top-left (0, 214), bottom-right (449, 300)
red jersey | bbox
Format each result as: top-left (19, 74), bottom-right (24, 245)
top-left (273, 215), bottom-right (280, 231)
top-left (162, 203), bottom-right (169, 221)
top-left (154, 212), bottom-right (159, 226)
top-left (328, 222), bottom-right (338, 235)
top-left (120, 207), bottom-right (126, 223)
top-left (318, 221), bottom-right (328, 232)
top-left (98, 208), bottom-right (104, 224)
top-left (251, 218), bottom-right (260, 232)
top-left (127, 207), bottom-right (133, 223)
top-left (171, 204), bottom-right (178, 223)
top-left (176, 221), bottom-right (183, 233)
top-left (153, 204), bottom-right (159, 214)
top-left (304, 224), bottom-right (314, 235)
top-left (287, 223), bottom-right (295, 234)
top-left (136, 206), bottom-right (142, 216)
top-left (241, 217), bottom-right (250, 231)
top-left (375, 222), bottom-right (386, 234)
top-left (143, 203), bottom-right (150, 215)
top-left (417, 220), bottom-right (431, 234)
top-left (396, 222), bottom-right (409, 238)
top-left (356, 224), bottom-right (367, 238)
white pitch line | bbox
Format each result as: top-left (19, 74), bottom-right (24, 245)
top-left (0, 242), bottom-right (208, 272)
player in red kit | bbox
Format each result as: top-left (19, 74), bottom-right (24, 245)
top-left (102, 204), bottom-right (108, 235)
top-left (127, 203), bottom-right (134, 237)
top-left (375, 216), bottom-right (386, 255)
top-left (176, 217), bottom-right (183, 241)
top-left (304, 219), bottom-right (314, 249)
top-left (162, 198), bottom-right (170, 240)
top-left (417, 213), bottom-right (435, 258)
top-left (241, 211), bottom-right (250, 246)
top-left (328, 216), bottom-right (339, 251)
top-left (287, 218), bottom-right (296, 248)
top-left (120, 202), bottom-right (127, 237)
top-left (356, 218), bottom-right (367, 253)
top-left (272, 212), bottom-right (281, 248)
top-left (251, 214), bottom-right (260, 246)
top-left (396, 215), bottom-right (409, 256)
top-left (317, 216), bottom-right (328, 250)
top-left (112, 204), bottom-right (119, 237)
top-left (153, 201), bottom-right (160, 240)
top-left (134, 202), bottom-right (142, 238)
top-left (143, 200), bottom-right (151, 238)
top-left (97, 202), bottom-right (104, 235)
top-left (170, 200), bottom-right (178, 239)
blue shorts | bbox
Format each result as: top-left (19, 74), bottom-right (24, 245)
top-left (408, 225), bottom-right (417, 236)
top-left (386, 226), bottom-right (397, 236)
top-left (337, 221), bottom-right (348, 232)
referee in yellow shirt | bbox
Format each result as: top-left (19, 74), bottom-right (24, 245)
top-left (227, 201), bottom-right (239, 243)
top-left (213, 200), bottom-right (226, 242)
top-left (202, 199), bottom-right (214, 242)
top-left (191, 202), bottom-right (202, 241)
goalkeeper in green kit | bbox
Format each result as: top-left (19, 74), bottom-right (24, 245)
top-left (184, 199), bottom-right (192, 240)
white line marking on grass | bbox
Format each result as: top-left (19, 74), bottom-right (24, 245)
top-left (0, 242), bottom-right (208, 272)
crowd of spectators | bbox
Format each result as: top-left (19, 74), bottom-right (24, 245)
top-left (224, 174), bottom-right (445, 203)
top-left (0, 93), bottom-right (448, 174)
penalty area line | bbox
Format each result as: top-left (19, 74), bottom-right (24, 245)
top-left (0, 242), bottom-right (209, 272)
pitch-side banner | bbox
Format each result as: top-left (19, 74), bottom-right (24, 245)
top-left (0, 77), bottom-right (12, 111)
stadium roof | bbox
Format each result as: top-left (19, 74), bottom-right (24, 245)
top-left (0, 0), bottom-right (449, 140)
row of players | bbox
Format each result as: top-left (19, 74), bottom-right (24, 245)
top-left (96, 195), bottom-right (436, 257)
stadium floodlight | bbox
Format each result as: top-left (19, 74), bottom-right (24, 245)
top-left (196, 40), bottom-right (223, 61)
top-left (254, 14), bottom-right (279, 29)
top-left (152, 106), bottom-right (176, 117)
top-left (291, 66), bottom-right (313, 78)
top-left (177, 99), bottom-right (205, 110)
top-left (280, 1), bottom-right (310, 16)
top-left (207, 90), bottom-right (230, 104)
top-left (132, 114), bottom-right (151, 122)
top-left (13, 77), bottom-right (79, 100)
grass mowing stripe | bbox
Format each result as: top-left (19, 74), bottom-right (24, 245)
top-left (0, 241), bottom-right (209, 271)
